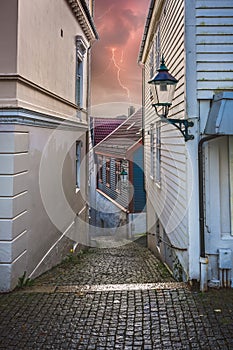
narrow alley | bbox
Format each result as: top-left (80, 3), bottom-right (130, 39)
top-left (0, 238), bottom-right (233, 349)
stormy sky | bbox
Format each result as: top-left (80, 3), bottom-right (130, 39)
top-left (91, 0), bottom-right (150, 117)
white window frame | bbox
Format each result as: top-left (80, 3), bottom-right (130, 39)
top-left (76, 36), bottom-right (87, 109)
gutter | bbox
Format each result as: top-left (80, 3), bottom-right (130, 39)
top-left (198, 134), bottom-right (220, 292)
top-left (138, 0), bottom-right (155, 63)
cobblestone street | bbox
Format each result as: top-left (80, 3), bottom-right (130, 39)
top-left (0, 238), bottom-right (233, 349)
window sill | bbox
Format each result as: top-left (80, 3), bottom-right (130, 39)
top-left (76, 187), bottom-right (80, 194)
top-left (221, 234), bottom-right (233, 240)
top-left (155, 181), bottom-right (161, 189)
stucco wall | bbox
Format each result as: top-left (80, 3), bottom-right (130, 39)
top-left (0, 0), bottom-right (18, 74)
top-left (0, 0), bottom-right (89, 120)
top-left (0, 122), bottom-right (88, 291)
top-left (18, 0), bottom-right (88, 105)
top-left (0, 0), bottom-right (94, 291)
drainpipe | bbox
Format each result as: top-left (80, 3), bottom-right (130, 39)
top-left (198, 134), bottom-right (220, 292)
top-left (138, 62), bottom-right (146, 193)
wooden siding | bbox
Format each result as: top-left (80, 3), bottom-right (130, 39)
top-left (196, 0), bottom-right (233, 99)
top-left (97, 157), bottom-right (129, 209)
top-left (144, 0), bottom-right (189, 269)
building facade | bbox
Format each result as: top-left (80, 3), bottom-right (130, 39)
top-left (93, 109), bottom-right (146, 240)
top-left (89, 116), bottom-right (126, 237)
top-left (139, 0), bottom-right (233, 289)
top-left (0, 0), bottom-right (98, 291)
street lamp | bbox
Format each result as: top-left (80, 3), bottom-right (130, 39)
top-left (120, 167), bottom-right (128, 183)
top-left (148, 56), bottom-right (194, 141)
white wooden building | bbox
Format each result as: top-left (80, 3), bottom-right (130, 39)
top-left (138, 0), bottom-right (233, 289)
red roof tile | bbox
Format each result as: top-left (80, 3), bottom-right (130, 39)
top-left (91, 118), bottom-right (125, 146)
top-left (94, 108), bottom-right (142, 158)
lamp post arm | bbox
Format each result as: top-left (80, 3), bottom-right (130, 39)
top-left (163, 118), bottom-right (194, 142)
top-left (152, 103), bottom-right (194, 141)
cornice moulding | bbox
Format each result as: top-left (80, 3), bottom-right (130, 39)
top-left (0, 108), bottom-right (88, 130)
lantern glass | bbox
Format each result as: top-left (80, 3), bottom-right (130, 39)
top-left (151, 81), bottom-right (177, 106)
top-left (148, 56), bottom-right (178, 108)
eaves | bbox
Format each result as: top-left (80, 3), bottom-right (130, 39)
top-left (66, 0), bottom-right (99, 41)
top-left (138, 0), bottom-right (164, 64)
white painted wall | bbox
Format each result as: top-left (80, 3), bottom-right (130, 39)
top-left (195, 0), bottom-right (233, 100)
top-left (143, 0), bottom-right (192, 279)
top-left (17, 0), bottom-right (89, 109)
top-left (141, 0), bottom-right (233, 283)
top-left (0, 122), bottom-right (88, 291)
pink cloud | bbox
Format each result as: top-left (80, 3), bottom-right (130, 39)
top-left (91, 0), bottom-right (150, 113)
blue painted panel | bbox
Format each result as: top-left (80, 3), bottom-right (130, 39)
top-left (133, 147), bottom-right (146, 212)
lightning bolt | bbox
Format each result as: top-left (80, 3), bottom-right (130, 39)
top-left (111, 48), bottom-right (130, 99)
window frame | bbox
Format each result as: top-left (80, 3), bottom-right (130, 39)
top-left (150, 42), bottom-right (154, 79)
top-left (76, 57), bottom-right (83, 106)
top-left (115, 160), bottom-right (122, 193)
top-left (75, 36), bottom-right (87, 109)
top-left (106, 158), bottom-right (111, 188)
top-left (150, 124), bottom-right (155, 180)
top-left (155, 122), bottom-right (161, 185)
top-left (97, 155), bottom-right (103, 185)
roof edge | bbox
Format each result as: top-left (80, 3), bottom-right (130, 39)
top-left (93, 108), bottom-right (142, 151)
top-left (138, 0), bottom-right (164, 64)
top-left (67, 0), bottom-right (99, 41)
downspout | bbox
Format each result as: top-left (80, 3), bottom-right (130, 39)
top-left (198, 134), bottom-right (220, 292)
top-left (139, 62), bottom-right (146, 192)
top-left (86, 45), bottom-right (92, 206)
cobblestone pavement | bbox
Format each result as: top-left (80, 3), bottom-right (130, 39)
top-left (0, 239), bottom-right (233, 349)
top-left (32, 238), bottom-right (173, 286)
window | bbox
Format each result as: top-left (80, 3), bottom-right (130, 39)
top-left (106, 158), bottom-right (111, 187)
top-left (115, 160), bottom-right (121, 192)
top-left (97, 155), bottom-right (103, 184)
top-left (76, 36), bottom-right (87, 108)
top-left (150, 124), bottom-right (155, 179)
top-left (76, 57), bottom-right (83, 106)
top-left (207, 137), bottom-right (232, 238)
top-left (76, 141), bottom-right (81, 189)
top-left (149, 42), bottom-right (154, 79)
top-left (155, 24), bottom-right (161, 69)
top-left (156, 122), bottom-right (161, 184)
